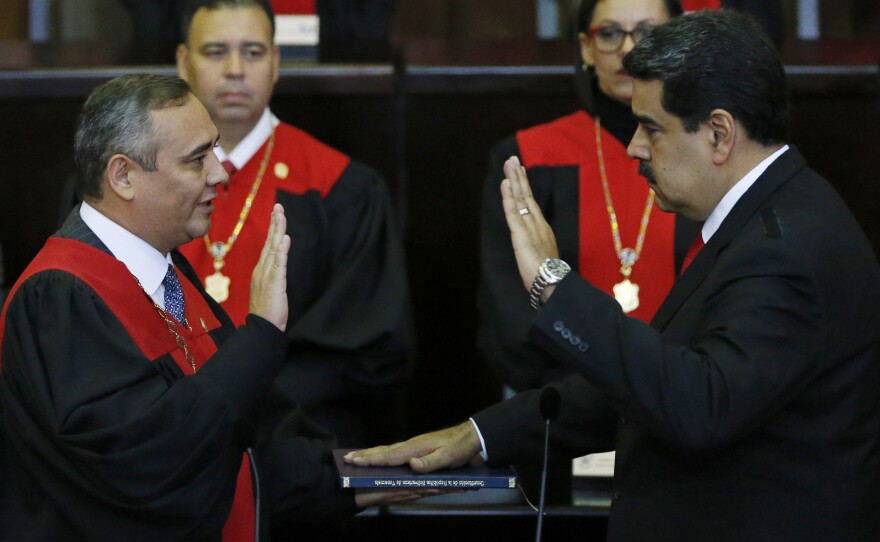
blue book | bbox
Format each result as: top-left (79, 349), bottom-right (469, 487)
top-left (333, 449), bottom-right (517, 489)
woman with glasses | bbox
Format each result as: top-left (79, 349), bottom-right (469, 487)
top-left (478, 0), bottom-right (694, 395)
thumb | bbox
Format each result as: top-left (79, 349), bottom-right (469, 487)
top-left (410, 453), bottom-right (439, 473)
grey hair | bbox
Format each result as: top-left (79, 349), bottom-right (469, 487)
top-left (74, 74), bottom-right (191, 199)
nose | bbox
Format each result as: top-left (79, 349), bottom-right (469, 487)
top-left (620, 32), bottom-right (637, 55)
top-left (627, 126), bottom-right (650, 161)
top-left (224, 51), bottom-right (244, 78)
top-left (207, 153), bottom-right (228, 187)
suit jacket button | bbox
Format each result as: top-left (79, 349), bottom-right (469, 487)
top-left (562, 328), bottom-right (572, 339)
top-left (578, 343), bottom-right (589, 352)
top-left (553, 321), bottom-right (565, 332)
top-left (613, 491), bottom-right (623, 501)
top-left (570, 336), bottom-right (581, 346)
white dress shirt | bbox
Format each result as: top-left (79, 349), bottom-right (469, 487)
top-left (213, 108), bottom-right (280, 170)
top-left (699, 145), bottom-right (789, 244)
top-left (79, 201), bottom-right (173, 310)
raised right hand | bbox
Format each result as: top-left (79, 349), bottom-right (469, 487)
top-left (249, 203), bottom-right (290, 330)
top-left (344, 421), bottom-right (483, 473)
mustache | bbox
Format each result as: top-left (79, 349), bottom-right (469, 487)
top-left (638, 162), bottom-right (656, 183)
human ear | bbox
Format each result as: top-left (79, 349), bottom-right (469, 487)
top-left (106, 154), bottom-right (137, 201)
top-left (271, 44), bottom-right (281, 84)
top-left (175, 44), bottom-right (190, 81)
top-left (578, 32), bottom-right (595, 68)
top-left (708, 109), bottom-right (735, 165)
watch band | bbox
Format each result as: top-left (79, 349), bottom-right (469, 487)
top-left (529, 274), bottom-right (550, 310)
top-left (529, 258), bottom-right (571, 309)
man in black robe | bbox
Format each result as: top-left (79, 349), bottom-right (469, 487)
top-left (0, 74), bottom-right (418, 541)
top-left (176, 0), bottom-right (414, 452)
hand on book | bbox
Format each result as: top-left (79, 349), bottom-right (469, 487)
top-left (344, 421), bottom-right (483, 473)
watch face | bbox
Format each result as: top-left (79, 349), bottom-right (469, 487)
top-left (542, 258), bottom-right (571, 282)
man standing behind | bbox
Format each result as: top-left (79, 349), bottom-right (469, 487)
top-left (348, 11), bottom-right (880, 541)
top-left (176, 0), bottom-right (413, 450)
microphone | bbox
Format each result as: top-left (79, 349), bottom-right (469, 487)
top-left (232, 420), bottom-right (261, 542)
top-left (536, 386), bottom-right (561, 542)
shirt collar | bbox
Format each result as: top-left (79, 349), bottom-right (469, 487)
top-left (79, 201), bottom-right (171, 299)
top-left (213, 108), bottom-right (279, 169)
top-left (701, 145), bottom-right (789, 243)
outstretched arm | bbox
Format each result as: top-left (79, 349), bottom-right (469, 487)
top-left (344, 422), bottom-right (482, 473)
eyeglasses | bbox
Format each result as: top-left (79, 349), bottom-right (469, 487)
top-left (588, 24), bottom-right (655, 53)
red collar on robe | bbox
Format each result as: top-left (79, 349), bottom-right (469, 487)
top-left (0, 237), bottom-right (254, 541)
top-left (180, 122), bottom-right (350, 325)
top-left (516, 111), bottom-right (676, 322)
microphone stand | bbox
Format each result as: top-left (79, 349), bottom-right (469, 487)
top-left (535, 387), bottom-right (560, 542)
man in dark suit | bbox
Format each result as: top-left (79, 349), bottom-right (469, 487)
top-left (347, 11), bottom-right (880, 541)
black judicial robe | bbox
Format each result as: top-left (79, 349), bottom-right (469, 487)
top-left (0, 211), bottom-right (357, 541)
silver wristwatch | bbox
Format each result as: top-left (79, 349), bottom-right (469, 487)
top-left (529, 258), bottom-right (571, 309)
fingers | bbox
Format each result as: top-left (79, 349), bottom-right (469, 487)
top-left (499, 156), bottom-right (561, 291)
top-left (249, 204), bottom-right (290, 330)
top-left (346, 444), bottom-right (415, 467)
top-left (502, 156), bottom-right (548, 232)
top-left (254, 203), bottom-right (279, 274)
top-left (269, 205), bottom-right (290, 277)
top-left (345, 424), bottom-right (479, 472)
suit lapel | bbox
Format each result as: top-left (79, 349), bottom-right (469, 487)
top-left (651, 147), bottom-right (808, 331)
top-left (56, 205), bottom-right (112, 256)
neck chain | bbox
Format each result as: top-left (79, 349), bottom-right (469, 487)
top-left (136, 278), bottom-right (198, 374)
top-left (595, 117), bottom-right (655, 313)
top-left (203, 129), bottom-right (276, 303)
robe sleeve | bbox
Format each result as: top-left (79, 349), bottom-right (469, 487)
top-left (0, 269), bottom-right (285, 540)
top-left (477, 136), bottom-right (580, 392)
top-left (253, 403), bottom-right (358, 523)
top-left (277, 161), bottom-right (414, 407)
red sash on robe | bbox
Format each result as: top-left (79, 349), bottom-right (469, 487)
top-left (0, 237), bottom-right (254, 541)
top-left (517, 111), bottom-right (676, 323)
top-left (181, 122), bottom-right (350, 325)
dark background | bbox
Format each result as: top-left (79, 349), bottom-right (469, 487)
top-left (1, 38), bottom-right (878, 441)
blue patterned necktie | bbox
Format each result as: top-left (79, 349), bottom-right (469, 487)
top-left (162, 264), bottom-right (187, 327)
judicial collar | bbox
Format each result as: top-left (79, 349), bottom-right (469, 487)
top-left (213, 107), bottom-right (280, 172)
top-left (79, 201), bottom-right (173, 309)
top-left (591, 77), bottom-right (638, 147)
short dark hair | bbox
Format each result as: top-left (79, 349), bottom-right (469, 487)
top-left (180, 0), bottom-right (276, 43)
top-left (576, 0), bottom-right (684, 33)
top-left (622, 10), bottom-right (789, 146)
top-left (74, 74), bottom-right (192, 200)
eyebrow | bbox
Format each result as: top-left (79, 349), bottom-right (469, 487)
top-left (633, 113), bottom-right (659, 126)
top-left (182, 137), bottom-right (219, 162)
top-left (198, 40), bottom-right (268, 50)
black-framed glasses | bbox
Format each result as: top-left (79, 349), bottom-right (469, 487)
top-left (587, 23), bottom-right (655, 53)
